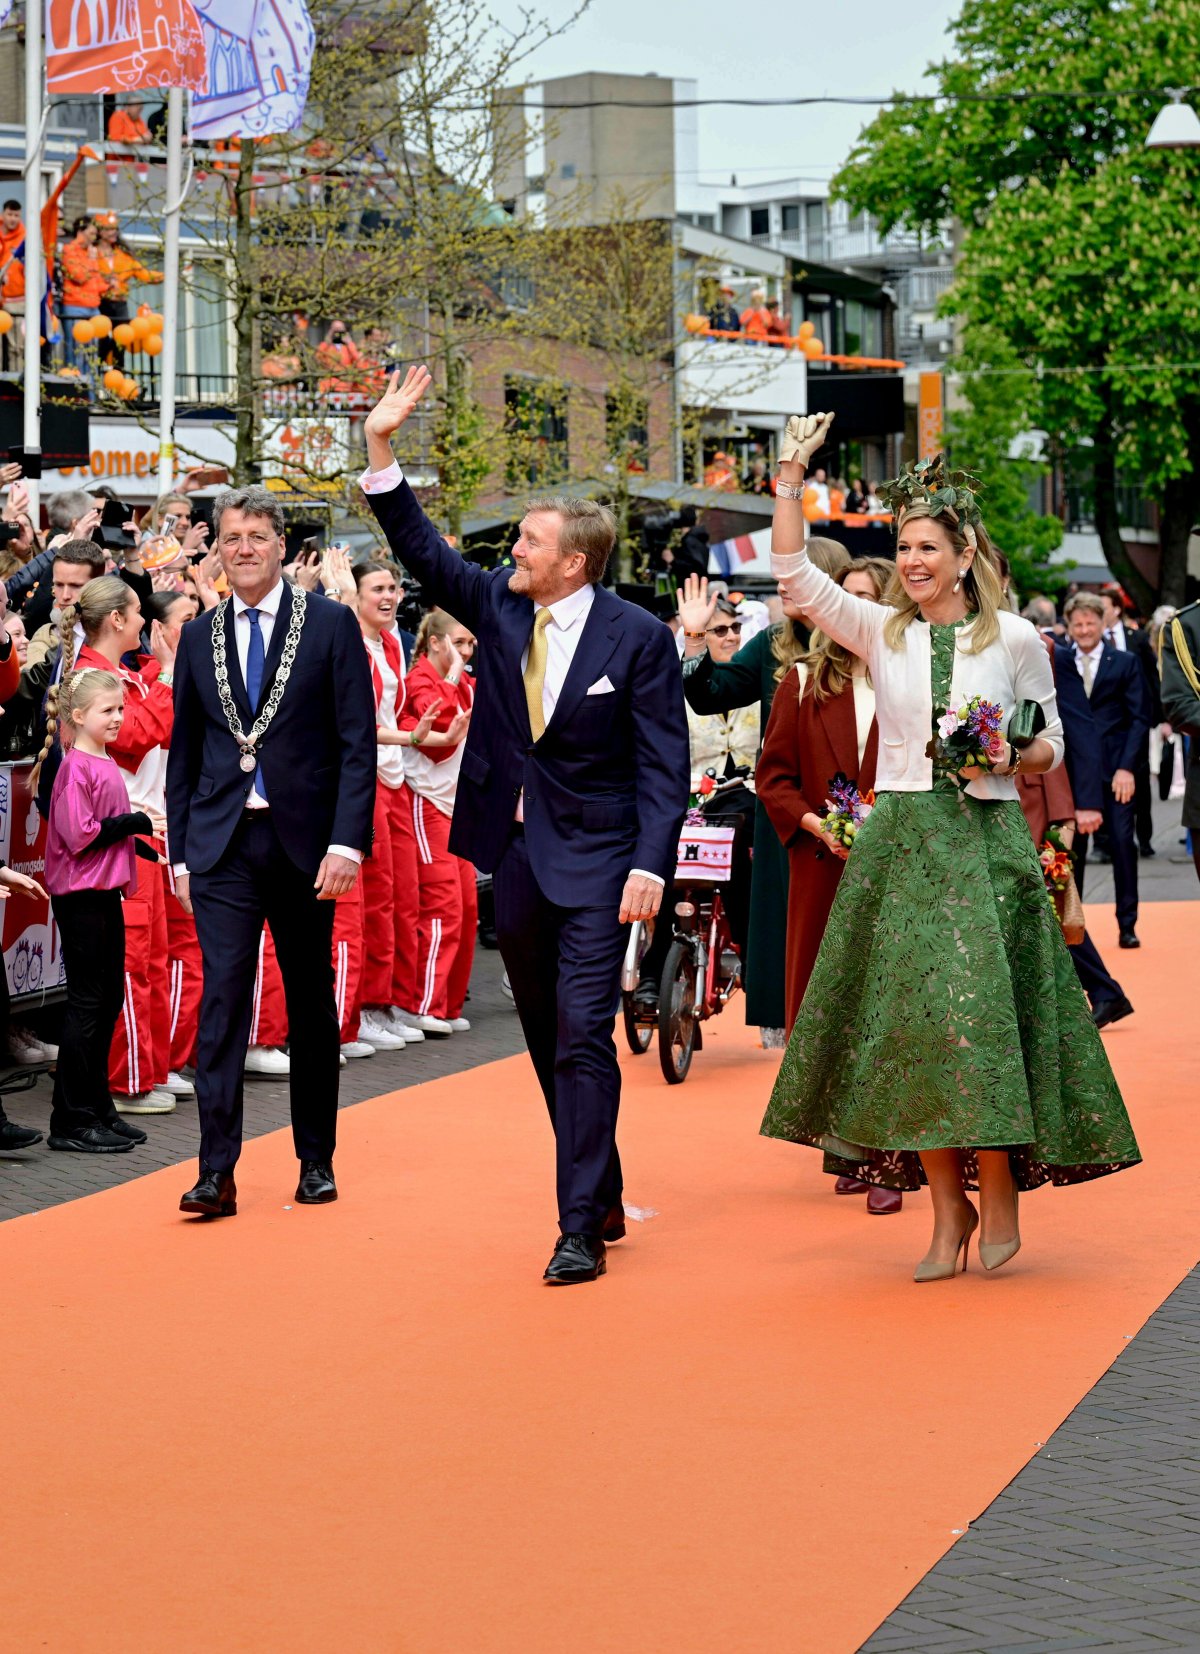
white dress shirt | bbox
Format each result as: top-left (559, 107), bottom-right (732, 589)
top-left (361, 460), bottom-right (663, 886)
top-left (173, 576), bottom-right (362, 873)
top-left (1074, 638), bottom-right (1105, 685)
top-left (1105, 622), bottom-right (1127, 652)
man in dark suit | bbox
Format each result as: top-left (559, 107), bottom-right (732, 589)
top-left (1100, 586), bottom-right (1160, 856)
top-left (1057, 591), bottom-right (1151, 948)
top-left (166, 486), bottom-right (376, 1216)
top-left (361, 366), bottom-right (690, 1284)
top-left (1050, 629), bottom-right (1135, 1027)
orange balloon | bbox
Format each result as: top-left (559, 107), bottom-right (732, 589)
top-left (0, 310), bottom-right (12, 335)
top-left (130, 316), bottom-right (152, 342)
top-left (72, 318), bottom-right (95, 343)
top-left (798, 320), bottom-right (815, 340)
top-left (91, 314), bottom-right (113, 338)
top-left (113, 323), bottom-right (135, 347)
top-left (802, 336), bottom-right (823, 359)
top-left (103, 367), bottom-right (124, 391)
top-left (121, 377), bottom-right (139, 399)
top-left (145, 311), bottom-right (164, 332)
top-left (144, 334), bottom-right (164, 356)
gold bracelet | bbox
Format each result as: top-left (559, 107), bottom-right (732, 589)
top-left (684, 631), bottom-right (707, 641)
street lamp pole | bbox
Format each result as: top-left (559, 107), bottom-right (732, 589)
top-left (22, 0), bottom-right (46, 519)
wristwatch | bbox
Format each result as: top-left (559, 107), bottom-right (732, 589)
top-left (774, 480), bottom-right (806, 500)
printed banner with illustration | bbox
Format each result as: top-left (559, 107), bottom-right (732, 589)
top-left (45, 0), bottom-right (207, 94)
top-left (0, 762), bottom-right (65, 1003)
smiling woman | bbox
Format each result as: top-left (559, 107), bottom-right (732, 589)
top-left (760, 413), bottom-right (1140, 1285)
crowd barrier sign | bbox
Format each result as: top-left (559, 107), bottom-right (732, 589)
top-left (0, 761), bottom-right (66, 1003)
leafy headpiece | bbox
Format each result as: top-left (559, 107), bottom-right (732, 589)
top-left (879, 454), bottom-right (983, 546)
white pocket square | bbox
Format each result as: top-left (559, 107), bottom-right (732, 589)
top-left (586, 675), bottom-right (616, 696)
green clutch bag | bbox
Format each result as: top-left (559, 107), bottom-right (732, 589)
top-left (1007, 699), bottom-right (1046, 748)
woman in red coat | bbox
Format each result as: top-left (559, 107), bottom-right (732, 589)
top-left (757, 556), bottom-right (896, 1212)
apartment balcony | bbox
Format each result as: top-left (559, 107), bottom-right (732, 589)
top-left (677, 335), bottom-right (808, 419)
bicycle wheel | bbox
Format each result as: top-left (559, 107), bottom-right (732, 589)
top-left (657, 939), bottom-right (698, 1084)
top-left (622, 994), bottom-right (653, 1054)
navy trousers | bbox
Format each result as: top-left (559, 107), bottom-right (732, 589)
top-left (1068, 930), bottom-right (1125, 1010)
top-left (190, 812), bottom-right (339, 1171)
top-left (1074, 795), bottom-right (1138, 931)
top-left (494, 830), bottom-right (625, 1235)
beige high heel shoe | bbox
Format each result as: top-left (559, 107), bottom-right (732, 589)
top-left (913, 1205), bottom-right (979, 1283)
top-left (979, 1188), bottom-right (1021, 1272)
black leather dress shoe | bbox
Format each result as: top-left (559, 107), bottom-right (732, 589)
top-left (48, 1124), bottom-right (135, 1153)
top-left (179, 1166), bottom-right (238, 1216)
top-left (107, 1116), bottom-right (148, 1144)
top-left (1118, 928), bottom-right (1140, 949)
top-left (1093, 993), bottom-right (1135, 1029)
top-left (0, 1118), bottom-right (43, 1150)
top-left (544, 1233), bottom-right (606, 1284)
top-left (295, 1160), bottom-right (337, 1203)
top-left (602, 1203), bottom-right (626, 1242)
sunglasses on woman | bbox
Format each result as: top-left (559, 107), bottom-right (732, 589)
top-left (706, 621), bottom-right (743, 639)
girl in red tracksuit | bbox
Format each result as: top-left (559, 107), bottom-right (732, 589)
top-left (400, 609), bottom-right (477, 1031)
top-left (353, 562), bottom-right (431, 1048)
top-left (64, 576), bottom-right (190, 1113)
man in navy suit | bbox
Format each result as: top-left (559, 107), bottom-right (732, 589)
top-left (1057, 591), bottom-right (1151, 948)
top-left (362, 367), bottom-right (690, 1284)
top-left (166, 487), bottom-right (376, 1216)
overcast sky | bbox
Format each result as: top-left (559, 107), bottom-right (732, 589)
top-left (495, 0), bottom-right (960, 186)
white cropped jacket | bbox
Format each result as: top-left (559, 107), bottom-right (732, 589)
top-left (773, 549), bottom-right (1064, 801)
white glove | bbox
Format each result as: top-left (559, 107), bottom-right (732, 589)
top-left (781, 411), bottom-right (835, 467)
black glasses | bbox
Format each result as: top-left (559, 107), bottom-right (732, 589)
top-left (706, 621), bottom-right (743, 639)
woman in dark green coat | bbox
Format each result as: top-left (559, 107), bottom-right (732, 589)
top-left (679, 541), bottom-right (851, 1043)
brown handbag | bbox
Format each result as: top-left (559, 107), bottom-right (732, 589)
top-left (1054, 873), bottom-right (1086, 945)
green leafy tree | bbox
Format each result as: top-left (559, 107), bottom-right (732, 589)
top-left (833, 0), bottom-right (1200, 609)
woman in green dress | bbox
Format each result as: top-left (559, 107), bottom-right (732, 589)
top-left (761, 414), bottom-right (1141, 1282)
top-left (678, 539), bottom-right (850, 1045)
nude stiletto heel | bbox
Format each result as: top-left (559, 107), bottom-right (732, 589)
top-left (980, 1189), bottom-right (1021, 1272)
top-left (913, 1206), bottom-right (978, 1283)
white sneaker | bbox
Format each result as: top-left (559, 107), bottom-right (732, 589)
top-left (162, 1070), bottom-right (195, 1098)
top-left (245, 1045), bottom-right (290, 1077)
top-left (448, 1017), bottom-right (471, 1033)
top-left (339, 1052), bottom-right (347, 1067)
top-left (358, 1011), bottom-right (407, 1050)
top-left (500, 972), bottom-right (514, 1001)
top-left (9, 1025), bottom-right (53, 1064)
top-left (385, 1008), bottom-right (425, 1043)
top-left (341, 1040), bottom-right (376, 1059)
top-left (115, 1089), bottom-right (176, 1115)
top-left (414, 1013), bottom-right (453, 1036)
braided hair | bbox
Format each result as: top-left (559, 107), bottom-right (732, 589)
top-left (29, 575), bottom-right (132, 790)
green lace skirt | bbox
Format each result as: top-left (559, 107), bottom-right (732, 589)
top-left (761, 789), bottom-right (1141, 1191)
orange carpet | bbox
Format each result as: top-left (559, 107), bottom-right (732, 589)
top-left (1, 902), bottom-right (1193, 1653)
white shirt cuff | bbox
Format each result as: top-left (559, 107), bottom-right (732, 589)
top-left (359, 461), bottom-right (404, 495)
top-left (631, 868), bottom-right (665, 886)
top-left (172, 862), bottom-right (188, 877)
top-left (328, 844), bottom-right (364, 865)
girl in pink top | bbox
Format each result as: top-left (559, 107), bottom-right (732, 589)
top-left (39, 670), bottom-right (156, 1154)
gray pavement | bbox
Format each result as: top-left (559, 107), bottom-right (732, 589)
top-left (0, 945), bottom-right (525, 1223)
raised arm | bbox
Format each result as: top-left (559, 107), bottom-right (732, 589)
top-left (360, 366), bottom-right (488, 633)
top-left (770, 413), bottom-right (884, 660)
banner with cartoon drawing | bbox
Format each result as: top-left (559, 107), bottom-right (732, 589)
top-left (45, 0), bottom-right (208, 94)
top-left (0, 763), bottom-right (65, 1003)
top-left (190, 0), bottom-right (315, 139)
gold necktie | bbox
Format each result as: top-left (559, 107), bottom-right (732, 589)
top-left (1082, 653), bottom-right (1096, 698)
top-left (523, 607), bottom-right (553, 739)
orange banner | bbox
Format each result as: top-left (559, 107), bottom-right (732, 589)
top-left (918, 371), bottom-right (944, 460)
top-left (45, 0), bottom-right (207, 95)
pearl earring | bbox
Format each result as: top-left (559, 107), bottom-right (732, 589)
top-left (952, 574), bottom-right (962, 594)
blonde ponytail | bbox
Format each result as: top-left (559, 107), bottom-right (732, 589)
top-left (30, 602), bottom-right (81, 792)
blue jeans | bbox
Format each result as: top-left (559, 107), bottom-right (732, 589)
top-left (60, 305), bottom-right (98, 375)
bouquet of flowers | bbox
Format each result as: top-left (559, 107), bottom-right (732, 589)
top-left (927, 695), bottom-right (1007, 774)
top-left (1038, 825), bottom-right (1073, 893)
top-left (821, 772), bottom-right (876, 850)
top-left (1038, 825), bottom-right (1085, 944)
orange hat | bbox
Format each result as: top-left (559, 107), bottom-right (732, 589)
top-left (94, 211), bottom-right (119, 228)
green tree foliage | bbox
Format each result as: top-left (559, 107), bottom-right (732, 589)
top-left (833, 0), bottom-right (1200, 608)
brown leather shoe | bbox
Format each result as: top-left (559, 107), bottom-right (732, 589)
top-left (866, 1186), bottom-right (903, 1215)
top-left (834, 1176), bottom-right (870, 1195)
